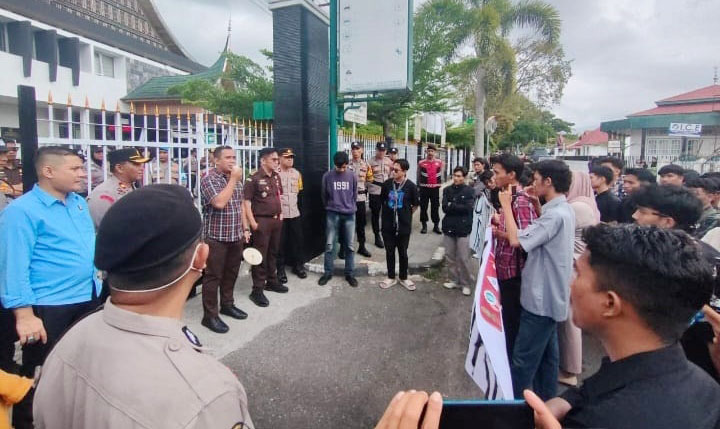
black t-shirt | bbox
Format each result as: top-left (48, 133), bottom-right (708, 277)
top-left (618, 195), bottom-right (636, 224)
top-left (380, 178), bottom-right (419, 235)
top-left (561, 344), bottom-right (720, 429)
top-left (595, 190), bottom-right (622, 223)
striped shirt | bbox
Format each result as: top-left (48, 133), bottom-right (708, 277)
top-left (200, 168), bottom-right (244, 242)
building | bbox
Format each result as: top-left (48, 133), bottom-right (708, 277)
top-left (601, 84), bottom-right (720, 168)
top-left (564, 128), bottom-right (619, 157)
top-left (0, 0), bottom-right (205, 140)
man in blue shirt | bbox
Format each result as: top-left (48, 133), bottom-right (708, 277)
top-left (0, 146), bottom-right (101, 429)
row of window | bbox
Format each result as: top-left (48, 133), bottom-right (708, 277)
top-left (645, 138), bottom-right (700, 157)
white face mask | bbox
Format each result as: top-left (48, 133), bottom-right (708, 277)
top-left (110, 243), bottom-right (205, 294)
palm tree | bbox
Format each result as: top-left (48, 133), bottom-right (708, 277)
top-left (437, 0), bottom-right (561, 156)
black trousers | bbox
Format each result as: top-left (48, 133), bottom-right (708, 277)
top-left (382, 232), bottom-right (410, 280)
top-left (369, 194), bottom-right (383, 235)
top-left (13, 298), bottom-right (102, 429)
top-left (278, 216), bottom-right (304, 269)
top-left (499, 277), bottom-right (522, 360)
top-left (420, 187), bottom-right (440, 225)
top-left (0, 302), bottom-right (17, 373)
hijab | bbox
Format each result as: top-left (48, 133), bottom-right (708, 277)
top-left (568, 170), bottom-right (601, 224)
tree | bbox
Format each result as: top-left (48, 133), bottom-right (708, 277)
top-left (168, 52), bottom-right (273, 119)
top-left (514, 36), bottom-right (572, 108)
top-left (435, 0), bottom-right (564, 156)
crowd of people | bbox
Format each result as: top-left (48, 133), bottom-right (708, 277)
top-left (0, 140), bottom-right (720, 428)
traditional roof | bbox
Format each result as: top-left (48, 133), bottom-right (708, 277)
top-left (124, 54), bottom-right (229, 101)
top-left (658, 84), bottom-right (720, 104)
top-left (572, 128), bottom-right (608, 147)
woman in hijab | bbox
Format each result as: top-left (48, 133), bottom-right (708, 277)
top-left (558, 170), bottom-right (600, 387)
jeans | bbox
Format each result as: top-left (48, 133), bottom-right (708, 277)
top-left (324, 211), bottom-right (355, 276)
top-left (510, 308), bottom-right (559, 401)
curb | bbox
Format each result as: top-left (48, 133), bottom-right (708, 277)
top-left (305, 247), bottom-right (446, 277)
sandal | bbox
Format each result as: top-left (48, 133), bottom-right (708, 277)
top-left (379, 278), bottom-right (397, 289)
top-left (399, 279), bottom-right (416, 291)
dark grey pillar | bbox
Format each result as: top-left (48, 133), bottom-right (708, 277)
top-left (7, 21), bottom-right (32, 78)
top-left (271, 1), bottom-right (329, 261)
top-left (35, 30), bottom-right (59, 82)
top-left (58, 37), bottom-right (81, 86)
top-left (17, 86), bottom-right (39, 192)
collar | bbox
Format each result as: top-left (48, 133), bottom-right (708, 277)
top-left (103, 300), bottom-right (206, 352)
top-left (258, 168), bottom-right (275, 178)
top-left (582, 344), bottom-right (687, 399)
top-left (542, 194), bottom-right (567, 209)
top-left (32, 184), bottom-right (74, 207)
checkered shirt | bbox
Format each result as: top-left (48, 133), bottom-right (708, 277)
top-left (200, 168), bottom-right (244, 242)
top-left (495, 190), bottom-right (538, 281)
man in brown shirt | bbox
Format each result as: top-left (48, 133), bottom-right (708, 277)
top-left (244, 147), bottom-right (286, 307)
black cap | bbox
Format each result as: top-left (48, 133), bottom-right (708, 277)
top-left (259, 147), bottom-right (278, 158)
top-left (95, 185), bottom-right (202, 276)
top-left (333, 151), bottom-right (349, 167)
top-left (351, 141), bottom-right (362, 150)
top-left (426, 143), bottom-right (437, 151)
top-left (376, 142), bottom-right (387, 151)
top-left (108, 148), bottom-right (150, 167)
top-left (280, 148), bottom-right (295, 157)
top-left (389, 147), bottom-right (398, 155)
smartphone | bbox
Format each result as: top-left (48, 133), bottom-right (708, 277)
top-left (509, 184), bottom-right (517, 197)
top-left (438, 400), bottom-right (533, 429)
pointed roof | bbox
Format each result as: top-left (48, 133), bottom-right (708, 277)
top-left (658, 84), bottom-right (720, 104)
top-left (628, 84), bottom-right (720, 117)
top-left (124, 54), bottom-right (229, 101)
top-left (571, 128), bottom-right (608, 147)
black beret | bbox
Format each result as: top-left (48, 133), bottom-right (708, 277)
top-left (95, 184), bottom-right (202, 274)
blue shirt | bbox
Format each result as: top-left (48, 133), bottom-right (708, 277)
top-left (0, 185), bottom-right (101, 308)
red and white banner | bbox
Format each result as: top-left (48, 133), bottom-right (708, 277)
top-left (464, 227), bottom-right (513, 399)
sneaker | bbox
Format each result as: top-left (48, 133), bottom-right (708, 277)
top-left (318, 274), bottom-right (332, 286)
top-left (433, 225), bottom-right (442, 235)
top-left (399, 279), bottom-right (416, 291)
top-left (379, 278), bottom-right (397, 289)
top-left (443, 281), bottom-right (458, 289)
top-left (345, 275), bottom-right (359, 287)
top-left (462, 287), bottom-right (471, 296)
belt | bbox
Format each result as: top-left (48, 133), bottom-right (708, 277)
top-left (359, 189), bottom-right (368, 194)
top-left (256, 214), bottom-right (281, 219)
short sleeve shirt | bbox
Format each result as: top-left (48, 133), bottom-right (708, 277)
top-left (200, 168), bottom-right (244, 242)
top-left (278, 168), bottom-right (302, 219)
top-left (517, 195), bottom-right (575, 321)
top-left (87, 175), bottom-right (134, 229)
top-left (244, 169), bottom-right (283, 217)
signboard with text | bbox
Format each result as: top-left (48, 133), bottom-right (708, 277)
top-left (669, 123), bottom-right (702, 137)
top-left (343, 102), bottom-right (368, 125)
top-left (338, 0), bottom-right (413, 93)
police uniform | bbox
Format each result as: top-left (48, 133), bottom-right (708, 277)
top-left (277, 148), bottom-right (307, 281)
top-left (87, 175), bottom-right (135, 228)
top-left (418, 144), bottom-right (444, 234)
top-left (244, 155), bottom-right (284, 306)
top-left (348, 142), bottom-right (374, 256)
top-left (32, 185), bottom-right (253, 429)
top-left (368, 142), bottom-right (394, 248)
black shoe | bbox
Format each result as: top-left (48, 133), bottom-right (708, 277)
top-left (249, 290), bottom-right (270, 307)
top-left (201, 316), bottom-right (229, 334)
top-left (292, 265), bottom-right (308, 279)
top-left (277, 267), bottom-right (288, 284)
top-left (318, 274), bottom-right (332, 286)
top-left (421, 223), bottom-right (428, 234)
top-left (220, 305), bottom-right (248, 320)
top-left (433, 225), bottom-right (442, 235)
top-left (358, 245), bottom-right (372, 257)
top-left (345, 275), bottom-right (358, 287)
top-left (338, 248), bottom-right (345, 259)
top-left (374, 234), bottom-right (385, 249)
top-left (266, 283), bottom-right (289, 293)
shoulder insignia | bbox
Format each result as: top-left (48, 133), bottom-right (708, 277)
top-left (182, 326), bottom-right (202, 348)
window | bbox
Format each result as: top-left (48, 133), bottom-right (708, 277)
top-left (687, 139), bottom-right (699, 155)
top-left (94, 51), bottom-right (115, 77)
top-left (646, 138), bottom-right (681, 158)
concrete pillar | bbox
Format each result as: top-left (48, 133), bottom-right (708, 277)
top-left (270, 0), bottom-right (330, 261)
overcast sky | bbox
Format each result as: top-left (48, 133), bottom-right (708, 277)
top-left (154, 0), bottom-right (720, 133)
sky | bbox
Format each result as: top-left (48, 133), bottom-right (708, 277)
top-left (154, 0), bottom-right (720, 134)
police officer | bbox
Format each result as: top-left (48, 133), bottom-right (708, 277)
top-left (277, 148), bottom-right (307, 282)
top-left (244, 147), bottom-right (286, 308)
top-left (418, 143), bottom-right (444, 234)
top-left (368, 142), bottom-right (394, 248)
top-left (344, 142), bottom-right (373, 258)
top-left (33, 185), bottom-right (253, 429)
top-left (87, 148), bottom-right (150, 229)
top-left (389, 147), bottom-right (399, 163)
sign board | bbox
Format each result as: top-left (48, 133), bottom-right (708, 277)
top-left (338, 0), bottom-right (413, 93)
top-left (669, 123), bottom-right (702, 137)
top-left (343, 102), bottom-right (368, 125)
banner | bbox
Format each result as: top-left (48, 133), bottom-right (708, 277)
top-left (465, 227), bottom-right (513, 399)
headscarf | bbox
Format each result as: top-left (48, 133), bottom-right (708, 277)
top-left (568, 170), bottom-right (601, 224)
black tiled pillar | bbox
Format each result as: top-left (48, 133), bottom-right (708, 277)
top-left (271, 1), bottom-right (329, 261)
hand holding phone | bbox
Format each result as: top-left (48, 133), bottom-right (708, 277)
top-left (375, 391), bottom-right (442, 429)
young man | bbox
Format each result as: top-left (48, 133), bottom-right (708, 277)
top-left (500, 159), bottom-right (575, 400)
top-left (87, 148), bottom-right (150, 228)
top-left (347, 142), bottom-right (373, 258)
top-left (34, 185), bottom-right (253, 428)
top-left (471, 157), bottom-right (489, 197)
top-left (658, 164), bottom-right (685, 186)
top-left (379, 159), bottom-right (419, 291)
top-left (686, 177), bottom-right (720, 239)
top-left (441, 167), bottom-right (476, 296)
top-left (0, 147), bottom-right (102, 428)
top-left (618, 167), bottom-right (655, 223)
top-left (599, 156), bottom-right (624, 198)
top-left (544, 224), bottom-right (720, 428)
top-left (244, 148), bottom-right (286, 308)
top-left (368, 142), bottom-right (394, 248)
top-left (319, 151), bottom-right (359, 287)
top-left (490, 153), bottom-right (538, 358)
top-left (199, 146), bottom-right (250, 333)
top-left (418, 144), bottom-right (444, 234)
top-left (589, 165), bottom-right (621, 223)
top-left (277, 148), bottom-right (307, 281)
